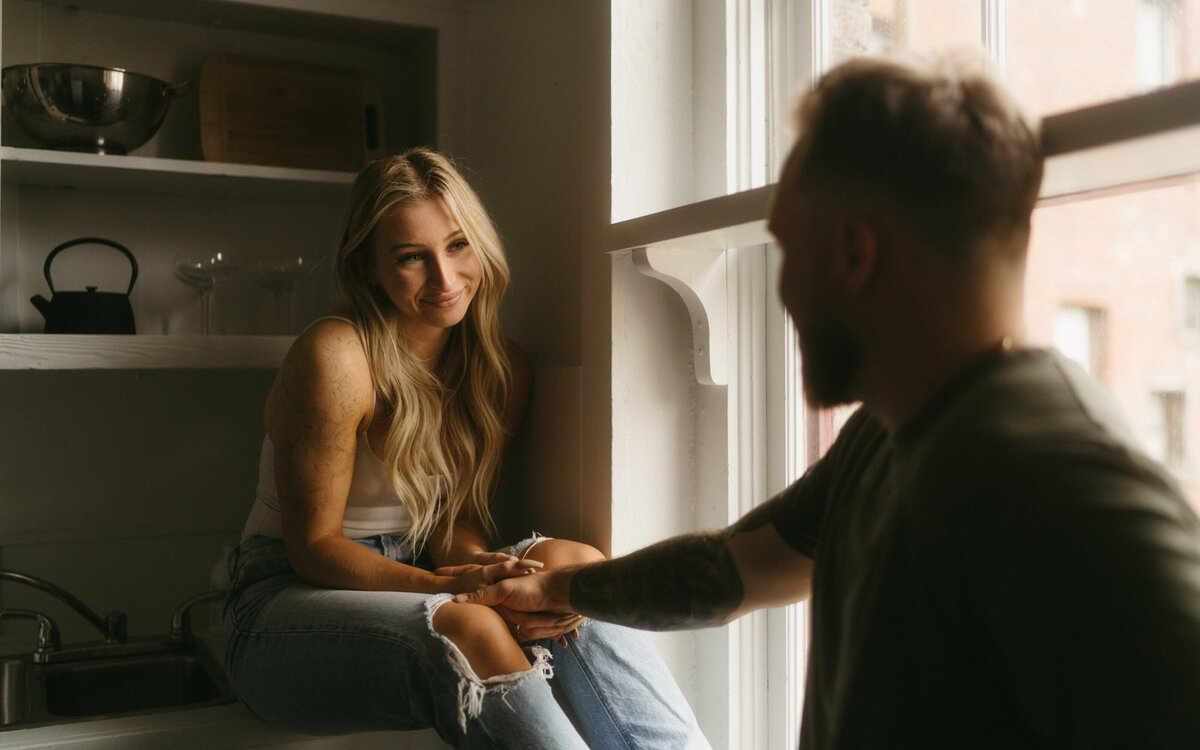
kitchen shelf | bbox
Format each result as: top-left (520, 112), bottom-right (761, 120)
top-left (0, 333), bottom-right (293, 370)
top-left (0, 147), bottom-right (356, 201)
top-left (0, 0), bottom-right (452, 365)
top-left (31, 0), bottom-right (461, 50)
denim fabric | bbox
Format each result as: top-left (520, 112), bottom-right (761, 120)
top-left (224, 534), bottom-right (710, 749)
top-left (550, 622), bottom-right (713, 750)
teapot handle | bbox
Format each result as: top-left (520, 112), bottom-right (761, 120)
top-left (44, 237), bottom-right (138, 295)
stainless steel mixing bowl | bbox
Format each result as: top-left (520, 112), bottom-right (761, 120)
top-left (1, 63), bottom-right (190, 155)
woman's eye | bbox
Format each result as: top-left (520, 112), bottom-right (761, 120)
top-left (398, 252), bottom-right (424, 265)
top-left (449, 239), bottom-right (470, 253)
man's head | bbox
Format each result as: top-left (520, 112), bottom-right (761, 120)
top-left (769, 49), bottom-right (1044, 409)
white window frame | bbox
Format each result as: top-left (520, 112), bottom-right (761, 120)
top-left (610, 2), bottom-right (1200, 747)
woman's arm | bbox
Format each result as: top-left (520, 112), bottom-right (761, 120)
top-left (267, 319), bottom-right (518, 594)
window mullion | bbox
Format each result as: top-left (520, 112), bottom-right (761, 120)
top-left (982, 0), bottom-right (1008, 70)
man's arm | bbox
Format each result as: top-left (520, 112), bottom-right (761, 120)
top-left (570, 502), bottom-right (814, 629)
top-left (457, 500), bottom-right (814, 631)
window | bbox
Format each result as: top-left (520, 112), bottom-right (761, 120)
top-left (1052, 304), bottom-right (1108, 377)
top-left (609, 2), bottom-right (1200, 748)
top-left (1138, 0), bottom-right (1182, 90)
top-left (1148, 388), bottom-right (1188, 469)
top-left (863, 0), bottom-right (984, 58)
top-left (1183, 275), bottom-right (1200, 333)
top-left (1008, 0), bottom-right (1196, 115)
top-left (1027, 174), bottom-right (1200, 509)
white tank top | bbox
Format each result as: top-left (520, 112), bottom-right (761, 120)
top-left (240, 316), bottom-right (413, 541)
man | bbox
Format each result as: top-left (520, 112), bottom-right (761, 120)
top-left (460, 50), bottom-right (1200, 747)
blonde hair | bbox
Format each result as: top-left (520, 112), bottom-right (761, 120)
top-left (335, 149), bottom-right (511, 554)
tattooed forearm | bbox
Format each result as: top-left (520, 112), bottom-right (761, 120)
top-left (568, 530), bottom-right (744, 631)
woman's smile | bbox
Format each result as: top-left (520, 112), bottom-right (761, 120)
top-left (422, 289), bottom-right (465, 308)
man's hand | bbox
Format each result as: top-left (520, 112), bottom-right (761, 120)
top-left (453, 565), bottom-right (579, 613)
top-left (462, 532), bottom-right (748, 632)
top-left (457, 513), bottom-right (812, 635)
top-left (455, 566), bottom-right (584, 644)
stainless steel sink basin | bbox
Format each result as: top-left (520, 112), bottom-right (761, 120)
top-left (1, 644), bottom-right (235, 730)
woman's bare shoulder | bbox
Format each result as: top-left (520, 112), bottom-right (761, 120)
top-left (266, 313), bottom-right (374, 434)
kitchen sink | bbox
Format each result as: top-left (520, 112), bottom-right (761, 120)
top-left (0, 644), bottom-right (235, 730)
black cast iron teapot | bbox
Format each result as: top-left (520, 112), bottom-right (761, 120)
top-left (30, 237), bottom-right (138, 334)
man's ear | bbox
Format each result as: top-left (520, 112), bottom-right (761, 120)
top-left (834, 217), bottom-right (879, 295)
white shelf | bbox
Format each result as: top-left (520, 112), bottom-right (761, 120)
top-left (0, 334), bottom-right (293, 370)
top-left (41, 0), bottom-right (462, 48)
top-left (0, 147), bottom-right (356, 201)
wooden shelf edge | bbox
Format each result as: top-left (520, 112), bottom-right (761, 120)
top-left (0, 334), bottom-right (293, 370)
top-left (0, 147), bottom-right (357, 200)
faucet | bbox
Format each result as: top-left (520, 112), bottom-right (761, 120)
top-left (0, 570), bottom-right (127, 644)
top-left (0, 609), bottom-right (61, 655)
top-left (169, 589), bottom-right (226, 645)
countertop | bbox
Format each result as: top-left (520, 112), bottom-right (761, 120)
top-left (0, 701), bottom-right (448, 749)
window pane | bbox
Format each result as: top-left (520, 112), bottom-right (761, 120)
top-left (1026, 173), bottom-right (1200, 506)
top-left (1007, 0), bottom-right (1200, 115)
top-left (805, 403), bottom-right (860, 464)
top-left (1053, 304), bottom-right (1107, 376)
top-left (1185, 276), bottom-right (1200, 331)
top-left (859, 0), bottom-right (984, 60)
top-left (1148, 389), bottom-right (1188, 468)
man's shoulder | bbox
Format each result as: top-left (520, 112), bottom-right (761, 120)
top-left (928, 348), bottom-right (1137, 458)
top-left (914, 348), bottom-right (1188, 528)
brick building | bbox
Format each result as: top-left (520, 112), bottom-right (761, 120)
top-left (841, 0), bottom-right (1200, 508)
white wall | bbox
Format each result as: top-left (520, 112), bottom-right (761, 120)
top-left (457, 1), bottom-right (609, 546)
top-left (458, 2), bottom-right (730, 733)
top-left (0, 368), bottom-right (275, 650)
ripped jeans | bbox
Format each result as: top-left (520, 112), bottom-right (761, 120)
top-left (223, 534), bottom-right (711, 749)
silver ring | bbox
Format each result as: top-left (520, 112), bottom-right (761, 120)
top-left (514, 624), bottom-right (522, 640)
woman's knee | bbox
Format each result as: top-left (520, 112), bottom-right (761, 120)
top-left (523, 538), bottom-right (605, 569)
top-left (431, 601), bottom-right (528, 679)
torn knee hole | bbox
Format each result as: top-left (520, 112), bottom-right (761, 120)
top-left (425, 595), bottom-right (555, 732)
top-left (429, 600), bottom-right (529, 679)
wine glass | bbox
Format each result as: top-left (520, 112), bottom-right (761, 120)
top-left (173, 251), bottom-right (242, 334)
top-left (249, 255), bottom-right (318, 334)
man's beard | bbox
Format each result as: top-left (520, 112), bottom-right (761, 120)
top-left (798, 317), bottom-right (860, 409)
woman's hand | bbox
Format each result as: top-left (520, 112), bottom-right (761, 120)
top-left (461, 551), bottom-right (522, 567)
top-left (434, 557), bottom-right (536, 594)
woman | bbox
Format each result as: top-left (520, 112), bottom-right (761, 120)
top-left (223, 148), bottom-right (710, 749)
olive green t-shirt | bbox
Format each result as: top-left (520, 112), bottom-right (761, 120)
top-left (768, 348), bottom-right (1200, 749)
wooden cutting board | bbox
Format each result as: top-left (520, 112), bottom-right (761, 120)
top-left (199, 54), bottom-right (386, 172)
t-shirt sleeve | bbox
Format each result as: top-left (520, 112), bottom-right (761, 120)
top-left (766, 408), bottom-right (886, 557)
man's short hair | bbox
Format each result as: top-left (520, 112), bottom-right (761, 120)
top-left (789, 49), bottom-right (1044, 265)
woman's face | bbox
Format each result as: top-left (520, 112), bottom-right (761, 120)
top-left (371, 198), bottom-right (481, 351)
